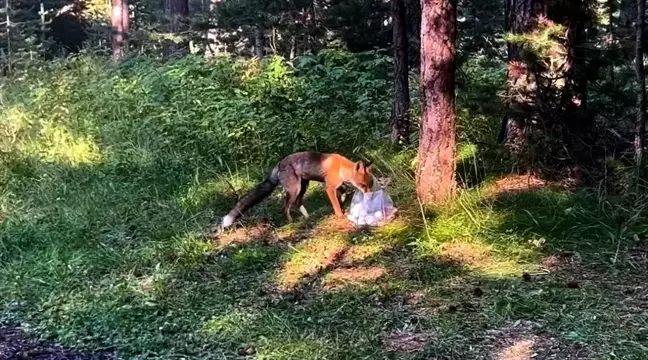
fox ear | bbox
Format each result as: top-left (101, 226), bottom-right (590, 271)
top-left (365, 161), bottom-right (373, 172)
top-left (354, 161), bottom-right (365, 172)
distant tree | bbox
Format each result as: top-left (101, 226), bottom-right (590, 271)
top-left (390, 0), bottom-right (410, 146)
top-left (636, 0), bottom-right (646, 166)
top-left (501, 0), bottom-right (595, 176)
top-left (499, 0), bottom-right (536, 150)
top-left (112, 0), bottom-right (127, 60)
top-left (163, 0), bottom-right (189, 56)
top-left (416, 0), bottom-right (457, 205)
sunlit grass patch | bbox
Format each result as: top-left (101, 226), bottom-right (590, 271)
top-left (322, 266), bottom-right (387, 289)
top-left (21, 124), bottom-right (103, 166)
top-left (275, 234), bottom-right (349, 290)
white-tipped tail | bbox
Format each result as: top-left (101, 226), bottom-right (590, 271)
top-left (221, 214), bottom-right (235, 228)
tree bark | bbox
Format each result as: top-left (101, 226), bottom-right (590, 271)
top-left (254, 27), bottom-right (265, 58)
top-left (163, 0), bottom-right (189, 57)
top-left (122, 0), bottom-right (129, 52)
top-left (111, 0), bottom-right (125, 60)
top-left (390, 0), bottom-right (411, 146)
top-left (636, 0), bottom-right (646, 167)
top-left (499, 0), bottom-right (536, 147)
top-left (416, 0), bottom-right (457, 205)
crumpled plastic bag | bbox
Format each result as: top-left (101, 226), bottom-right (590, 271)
top-left (346, 176), bottom-right (397, 226)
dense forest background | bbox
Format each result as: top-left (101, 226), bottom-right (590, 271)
top-left (2, 0), bottom-right (645, 183)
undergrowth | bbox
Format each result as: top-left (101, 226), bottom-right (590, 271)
top-left (1, 52), bottom-right (647, 359)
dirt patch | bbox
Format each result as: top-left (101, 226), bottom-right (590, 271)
top-left (322, 266), bottom-right (386, 289)
top-left (382, 331), bottom-right (431, 353)
top-left (0, 326), bottom-right (112, 360)
top-left (440, 242), bottom-right (493, 269)
top-left (215, 222), bottom-right (278, 246)
top-left (487, 174), bottom-right (547, 196)
top-left (485, 320), bottom-right (590, 360)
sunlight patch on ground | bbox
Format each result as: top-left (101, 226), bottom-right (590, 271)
top-left (274, 216), bottom-right (360, 289)
top-left (276, 234), bottom-right (348, 290)
top-left (486, 320), bottom-right (591, 360)
top-left (217, 223), bottom-right (277, 247)
top-left (338, 242), bottom-right (388, 266)
top-left (484, 174), bottom-right (547, 197)
top-left (177, 176), bottom-right (251, 212)
top-left (322, 266), bottom-right (387, 289)
top-left (439, 240), bottom-right (527, 276)
top-left (496, 339), bottom-right (535, 360)
top-left (21, 124), bottom-right (102, 166)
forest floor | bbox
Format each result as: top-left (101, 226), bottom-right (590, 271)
top-left (2, 167), bottom-right (648, 359)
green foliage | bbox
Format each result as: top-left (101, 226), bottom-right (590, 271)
top-left (1, 50), bottom-right (392, 171)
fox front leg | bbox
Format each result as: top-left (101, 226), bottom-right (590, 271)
top-left (326, 185), bottom-right (345, 217)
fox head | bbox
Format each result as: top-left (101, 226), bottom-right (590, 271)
top-left (351, 161), bottom-right (373, 193)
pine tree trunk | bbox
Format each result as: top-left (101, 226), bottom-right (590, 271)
top-left (390, 0), bottom-right (410, 146)
top-left (636, 0), bottom-right (646, 167)
top-left (111, 0), bottom-right (125, 60)
top-left (163, 0), bottom-right (189, 57)
top-left (416, 0), bottom-right (457, 205)
top-left (499, 0), bottom-right (535, 148)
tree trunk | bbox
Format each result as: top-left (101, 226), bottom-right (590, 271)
top-left (205, 0), bottom-right (222, 58)
top-left (416, 0), bottom-right (457, 205)
top-left (609, 0), bottom-right (616, 83)
top-left (122, 0), bottom-right (129, 52)
top-left (622, 0), bottom-right (637, 31)
top-left (390, 0), bottom-right (411, 146)
top-left (636, 0), bottom-right (646, 166)
top-left (553, 0), bottom-right (592, 169)
top-left (254, 27), bottom-right (265, 58)
top-left (499, 0), bottom-right (535, 147)
top-left (111, 0), bottom-right (125, 60)
top-left (163, 0), bottom-right (189, 57)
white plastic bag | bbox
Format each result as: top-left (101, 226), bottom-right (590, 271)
top-left (346, 177), bottom-right (397, 226)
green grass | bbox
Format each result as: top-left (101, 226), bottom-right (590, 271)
top-left (2, 149), bottom-right (648, 359)
top-left (1, 54), bottom-right (648, 359)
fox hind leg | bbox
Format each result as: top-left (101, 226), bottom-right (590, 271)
top-left (296, 179), bottom-right (310, 218)
top-left (279, 171), bottom-right (301, 223)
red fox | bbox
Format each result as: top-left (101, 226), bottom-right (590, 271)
top-left (221, 151), bottom-right (373, 228)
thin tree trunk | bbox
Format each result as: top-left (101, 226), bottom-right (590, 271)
top-left (254, 27), bottom-right (265, 58)
top-left (163, 0), bottom-right (189, 57)
top-left (205, 0), bottom-right (221, 58)
top-left (5, 0), bottom-right (10, 73)
top-left (122, 0), bottom-right (129, 53)
top-left (416, 0), bottom-right (457, 205)
top-left (111, 0), bottom-right (125, 60)
top-left (562, 0), bottom-right (590, 140)
top-left (390, 0), bottom-right (411, 146)
top-left (636, 0), bottom-right (646, 167)
top-left (609, 0), bottom-right (615, 83)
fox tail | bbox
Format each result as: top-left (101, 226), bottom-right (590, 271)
top-left (221, 167), bottom-right (280, 228)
